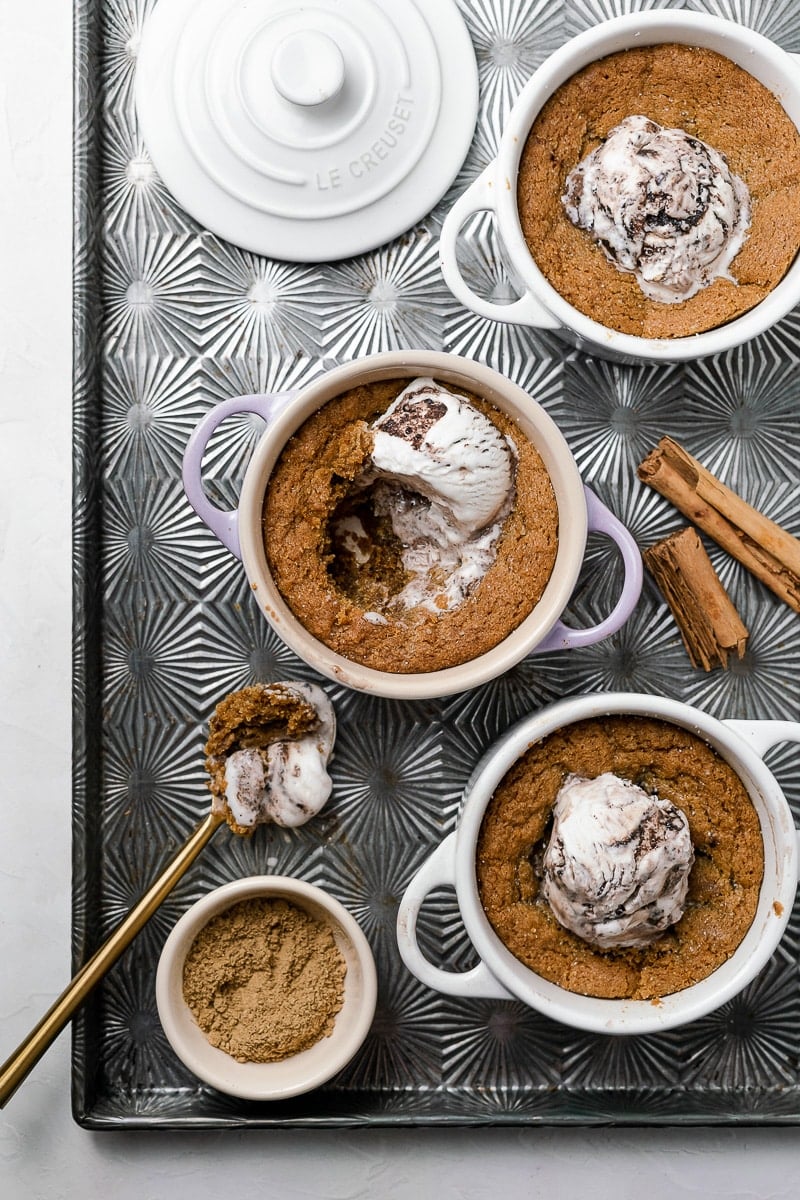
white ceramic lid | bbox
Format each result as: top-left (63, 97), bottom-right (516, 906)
top-left (134, 0), bottom-right (479, 261)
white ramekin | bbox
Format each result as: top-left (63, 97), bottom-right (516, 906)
top-left (396, 693), bottom-right (800, 1035)
top-left (156, 876), bottom-right (377, 1100)
top-left (439, 10), bottom-right (800, 363)
top-left (183, 351), bottom-right (642, 700)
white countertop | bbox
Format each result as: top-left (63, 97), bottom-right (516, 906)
top-left (3, 3), bottom-right (800, 1196)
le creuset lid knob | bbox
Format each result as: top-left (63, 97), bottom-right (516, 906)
top-left (134, 0), bottom-right (479, 261)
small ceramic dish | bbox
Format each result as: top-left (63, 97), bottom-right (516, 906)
top-left (156, 876), bottom-right (377, 1100)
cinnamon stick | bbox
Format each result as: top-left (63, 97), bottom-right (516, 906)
top-left (643, 528), bottom-right (749, 670)
top-left (637, 437), bottom-right (800, 613)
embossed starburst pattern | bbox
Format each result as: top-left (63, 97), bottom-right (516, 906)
top-left (74, 0), bottom-right (800, 1128)
top-left (102, 478), bottom-right (235, 602)
top-left (102, 0), bottom-right (152, 115)
top-left (196, 595), bottom-right (321, 701)
top-left (103, 113), bottom-right (188, 237)
top-left (321, 234), bottom-right (456, 356)
top-left (680, 963), bottom-right (800, 1089)
top-left (102, 717), bottom-right (206, 844)
top-left (97, 944), bottom-right (177, 1091)
top-left (103, 232), bottom-right (205, 357)
top-left (553, 361), bottom-right (689, 485)
top-left (460, 0), bottom-right (565, 128)
top-left (682, 345), bottom-right (800, 487)
top-left (561, 1028), bottom-right (685, 1090)
top-left (440, 999), bottom-right (564, 1089)
top-left (196, 244), bottom-right (329, 360)
top-left (688, 0), bottom-right (800, 47)
top-left (104, 600), bottom-right (213, 725)
top-left (338, 973), bottom-right (446, 1090)
top-left (330, 702), bottom-right (461, 845)
top-left (102, 356), bottom-right (206, 479)
top-left (565, 0), bottom-right (678, 37)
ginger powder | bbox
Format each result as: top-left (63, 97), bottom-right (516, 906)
top-left (182, 896), bottom-right (347, 1063)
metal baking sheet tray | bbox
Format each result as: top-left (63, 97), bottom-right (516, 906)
top-left (72, 0), bottom-right (800, 1127)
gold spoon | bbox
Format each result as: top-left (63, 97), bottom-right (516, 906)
top-left (0, 809), bottom-right (225, 1107)
top-left (0, 680), bottom-right (335, 1107)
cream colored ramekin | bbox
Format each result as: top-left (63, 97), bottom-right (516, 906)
top-left (156, 876), bottom-right (377, 1100)
top-left (183, 351), bottom-right (642, 699)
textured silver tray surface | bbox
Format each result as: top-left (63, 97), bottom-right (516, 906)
top-left (73, 0), bottom-right (800, 1127)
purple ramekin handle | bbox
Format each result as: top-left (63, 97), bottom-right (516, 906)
top-left (181, 392), bottom-right (295, 559)
top-left (533, 485), bottom-right (643, 653)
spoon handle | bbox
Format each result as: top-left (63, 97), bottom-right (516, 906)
top-left (0, 808), bottom-right (225, 1107)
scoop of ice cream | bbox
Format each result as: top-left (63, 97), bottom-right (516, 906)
top-left (204, 682), bottom-right (335, 832)
top-left (540, 772), bottom-right (694, 949)
top-left (370, 378), bottom-right (515, 536)
top-left (562, 115), bottom-right (751, 303)
top-left (332, 378), bottom-right (516, 614)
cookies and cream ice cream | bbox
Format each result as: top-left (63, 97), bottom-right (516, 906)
top-left (541, 771), bottom-right (694, 949)
top-left (370, 379), bottom-right (515, 535)
top-left (332, 378), bottom-right (517, 615)
top-left (562, 115), bottom-right (751, 303)
top-left (205, 682), bottom-right (335, 833)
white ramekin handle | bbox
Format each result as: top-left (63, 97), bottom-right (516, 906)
top-left (725, 719), bottom-right (800, 859)
top-left (439, 165), bottom-right (560, 329)
top-left (723, 719), bottom-right (800, 758)
top-left (396, 834), bottom-right (513, 1000)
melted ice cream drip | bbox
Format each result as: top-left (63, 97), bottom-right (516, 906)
top-left (562, 115), bottom-right (751, 303)
top-left (334, 378), bottom-right (516, 615)
top-left (541, 772), bottom-right (694, 949)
